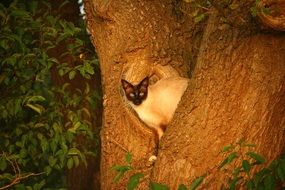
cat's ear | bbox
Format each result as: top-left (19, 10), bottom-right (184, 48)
top-left (121, 79), bottom-right (133, 90)
top-left (139, 76), bottom-right (149, 88)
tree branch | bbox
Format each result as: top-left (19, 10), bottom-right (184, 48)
top-left (0, 153), bottom-right (45, 190)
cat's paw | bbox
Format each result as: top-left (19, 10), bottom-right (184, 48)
top-left (148, 155), bottom-right (157, 162)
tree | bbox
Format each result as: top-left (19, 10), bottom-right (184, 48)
top-left (83, 0), bottom-right (285, 189)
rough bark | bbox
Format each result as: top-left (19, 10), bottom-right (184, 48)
top-left (154, 12), bottom-right (285, 189)
top-left (84, 0), bottom-right (285, 189)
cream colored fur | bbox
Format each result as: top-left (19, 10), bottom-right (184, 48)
top-left (129, 77), bottom-right (188, 139)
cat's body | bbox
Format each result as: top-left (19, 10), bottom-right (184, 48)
top-left (121, 77), bottom-right (188, 139)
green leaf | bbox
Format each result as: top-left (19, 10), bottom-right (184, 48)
top-left (84, 83), bottom-right (90, 94)
top-left (246, 179), bottom-right (255, 190)
top-left (15, 127), bottom-right (23, 136)
top-left (73, 156), bottom-right (80, 167)
top-left (178, 184), bottom-right (188, 190)
top-left (228, 152), bottom-right (238, 163)
top-left (10, 9), bottom-right (30, 18)
top-left (127, 173), bottom-right (144, 190)
top-left (111, 165), bottom-right (132, 172)
top-left (14, 184), bottom-right (26, 190)
top-left (0, 157), bottom-right (7, 171)
top-left (26, 95), bottom-right (46, 103)
top-left (256, 183), bottom-right (264, 190)
top-left (68, 147), bottom-right (80, 155)
top-left (190, 176), bottom-right (204, 190)
top-left (48, 156), bottom-right (57, 167)
top-left (219, 152), bottom-right (238, 169)
top-left (29, 1), bottom-right (38, 15)
top-left (229, 176), bottom-right (242, 190)
top-left (250, 7), bottom-right (258, 17)
top-left (194, 14), bottom-right (205, 23)
top-left (233, 166), bottom-right (242, 178)
top-left (56, 149), bottom-right (65, 166)
top-left (219, 159), bottom-right (228, 169)
top-left (242, 160), bottom-right (251, 174)
top-left (14, 98), bottom-right (22, 115)
top-left (280, 159), bottom-right (285, 171)
top-left (221, 145), bottom-right (233, 153)
top-left (58, 69), bottom-right (65, 76)
top-left (277, 165), bottom-right (285, 180)
top-left (84, 62), bottom-right (94, 74)
top-left (150, 182), bottom-right (169, 190)
top-left (69, 70), bottom-right (76, 80)
top-left (229, 3), bottom-right (239, 10)
top-left (261, 7), bottom-right (271, 15)
top-left (264, 175), bottom-right (275, 190)
top-left (126, 152), bottom-right (132, 165)
top-left (33, 179), bottom-right (45, 190)
top-left (68, 121), bottom-right (81, 133)
top-left (40, 138), bottom-right (48, 153)
top-left (50, 139), bottom-right (58, 154)
top-left (253, 168), bottom-right (271, 185)
top-left (67, 158), bottom-right (73, 169)
top-left (268, 160), bottom-right (278, 170)
top-left (25, 103), bottom-right (44, 114)
top-left (247, 152), bottom-right (265, 164)
top-left (113, 171), bottom-right (125, 184)
top-left (19, 149), bottom-right (27, 158)
top-left (44, 166), bottom-right (52, 175)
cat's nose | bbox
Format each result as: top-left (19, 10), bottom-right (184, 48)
top-left (133, 100), bottom-right (141, 105)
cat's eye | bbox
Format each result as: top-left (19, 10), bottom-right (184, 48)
top-left (139, 92), bottom-right (144, 97)
top-left (129, 93), bottom-right (135, 97)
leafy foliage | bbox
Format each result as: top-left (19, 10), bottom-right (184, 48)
top-left (250, 0), bottom-right (272, 17)
top-left (111, 152), bottom-right (144, 190)
top-left (150, 182), bottom-right (169, 190)
top-left (112, 152), bottom-right (205, 190)
top-left (181, 0), bottom-right (211, 23)
top-left (189, 176), bottom-right (205, 190)
top-left (219, 139), bottom-right (285, 189)
top-left (115, 142), bottom-right (285, 190)
top-left (181, 0), bottom-right (265, 25)
top-left (0, 0), bottom-right (100, 189)
top-left (127, 173), bottom-right (144, 190)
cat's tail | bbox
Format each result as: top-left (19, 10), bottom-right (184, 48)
top-left (149, 64), bottom-right (181, 82)
top-left (122, 61), bottom-right (182, 84)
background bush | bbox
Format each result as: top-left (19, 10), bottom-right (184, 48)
top-left (0, 0), bottom-right (100, 189)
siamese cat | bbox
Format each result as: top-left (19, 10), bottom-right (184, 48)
top-left (121, 76), bottom-right (188, 140)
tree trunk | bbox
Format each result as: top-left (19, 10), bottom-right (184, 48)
top-left (84, 0), bottom-right (285, 189)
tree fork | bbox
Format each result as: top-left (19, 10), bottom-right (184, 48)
top-left (84, 0), bottom-right (199, 189)
top-left (84, 0), bottom-right (285, 189)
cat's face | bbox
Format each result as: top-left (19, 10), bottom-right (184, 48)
top-left (121, 77), bottom-right (149, 105)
